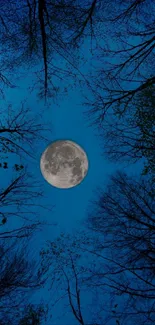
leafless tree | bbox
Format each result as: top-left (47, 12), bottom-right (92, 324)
top-left (0, 70), bottom-right (16, 99)
top-left (18, 303), bottom-right (48, 325)
top-left (0, 156), bottom-right (55, 238)
top-left (97, 85), bottom-right (155, 179)
top-left (0, 236), bottom-right (46, 325)
top-left (84, 0), bottom-right (155, 123)
top-left (0, 100), bottom-right (52, 321)
top-left (0, 0), bottom-right (100, 98)
top-left (0, 169), bottom-right (48, 236)
top-left (39, 232), bottom-right (105, 325)
top-left (0, 101), bottom-right (50, 159)
top-left (86, 171), bottom-right (155, 324)
top-left (0, 101), bottom-right (54, 238)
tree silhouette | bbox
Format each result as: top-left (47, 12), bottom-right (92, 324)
top-left (97, 85), bottom-right (155, 179)
top-left (0, 237), bottom-right (46, 325)
top-left (39, 169), bottom-right (155, 324)
top-left (0, 170), bottom-right (46, 237)
top-left (86, 171), bottom-right (155, 324)
top-left (40, 232), bottom-right (110, 325)
top-left (19, 304), bottom-right (47, 325)
top-left (0, 102), bottom-right (50, 159)
top-left (0, 101), bottom-right (53, 238)
top-left (84, 0), bottom-right (155, 123)
top-left (0, 0), bottom-right (99, 98)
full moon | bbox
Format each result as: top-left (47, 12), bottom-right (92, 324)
top-left (40, 140), bottom-right (89, 189)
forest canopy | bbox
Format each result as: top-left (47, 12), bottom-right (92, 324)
top-left (0, 1), bottom-right (154, 324)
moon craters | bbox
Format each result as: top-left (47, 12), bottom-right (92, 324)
top-left (40, 140), bottom-right (89, 189)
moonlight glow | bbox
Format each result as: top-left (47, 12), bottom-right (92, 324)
top-left (40, 140), bottom-right (89, 189)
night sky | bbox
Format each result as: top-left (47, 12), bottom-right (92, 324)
top-left (0, 1), bottom-right (153, 324)
top-left (0, 63), bottom-right (119, 324)
top-left (1, 55), bottom-right (143, 325)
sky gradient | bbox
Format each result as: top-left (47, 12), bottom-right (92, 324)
top-left (1, 38), bottom-right (146, 324)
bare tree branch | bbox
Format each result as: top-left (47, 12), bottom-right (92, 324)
top-left (86, 171), bottom-right (155, 324)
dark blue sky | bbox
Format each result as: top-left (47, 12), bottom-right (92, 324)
top-left (1, 38), bottom-right (145, 324)
top-left (2, 47), bottom-right (119, 236)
